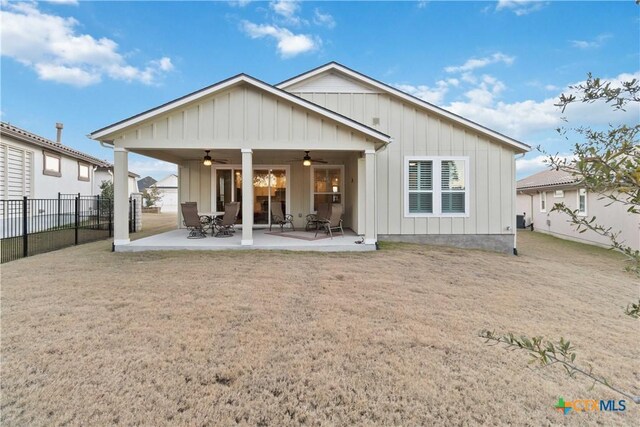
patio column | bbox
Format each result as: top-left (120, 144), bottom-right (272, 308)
top-left (113, 147), bottom-right (130, 246)
top-left (241, 148), bottom-right (253, 245)
top-left (364, 149), bottom-right (376, 244)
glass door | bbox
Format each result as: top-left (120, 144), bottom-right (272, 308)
top-left (213, 167), bottom-right (288, 227)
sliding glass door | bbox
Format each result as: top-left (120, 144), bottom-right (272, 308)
top-left (213, 166), bottom-right (288, 226)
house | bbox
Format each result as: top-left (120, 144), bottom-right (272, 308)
top-left (1, 121), bottom-right (108, 199)
top-left (517, 168), bottom-right (639, 250)
top-left (137, 176), bottom-right (157, 192)
top-left (94, 165), bottom-right (140, 196)
top-left (89, 62), bottom-right (530, 252)
top-left (149, 174), bottom-right (178, 212)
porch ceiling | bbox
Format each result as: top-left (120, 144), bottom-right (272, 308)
top-left (128, 148), bottom-right (362, 165)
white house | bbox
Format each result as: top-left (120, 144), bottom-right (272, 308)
top-left (1, 121), bottom-right (108, 199)
top-left (149, 174), bottom-right (178, 212)
top-left (93, 165), bottom-right (139, 197)
top-left (90, 62), bottom-right (530, 252)
top-left (517, 168), bottom-right (639, 251)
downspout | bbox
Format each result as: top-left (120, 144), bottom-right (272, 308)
top-left (513, 152), bottom-right (526, 255)
top-left (373, 138), bottom-right (392, 249)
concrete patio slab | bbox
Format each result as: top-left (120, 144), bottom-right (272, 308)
top-left (118, 228), bottom-right (375, 252)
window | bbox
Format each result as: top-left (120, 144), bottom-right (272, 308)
top-left (554, 190), bottom-right (564, 198)
top-left (311, 166), bottom-right (343, 212)
top-left (577, 188), bottom-right (587, 216)
top-left (540, 191), bottom-right (547, 212)
top-left (43, 151), bottom-right (61, 177)
top-left (404, 157), bottom-right (468, 217)
top-left (78, 162), bottom-right (90, 181)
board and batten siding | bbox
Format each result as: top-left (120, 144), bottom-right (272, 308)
top-left (116, 84), bottom-right (373, 152)
top-left (292, 91), bottom-right (517, 236)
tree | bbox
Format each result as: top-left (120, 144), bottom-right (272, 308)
top-left (99, 180), bottom-right (113, 200)
top-left (142, 186), bottom-right (162, 208)
top-left (546, 74), bottom-right (640, 275)
top-left (481, 73), bottom-right (640, 404)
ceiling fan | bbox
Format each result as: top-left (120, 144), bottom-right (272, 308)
top-left (289, 151), bottom-right (328, 166)
top-left (202, 150), bottom-right (228, 166)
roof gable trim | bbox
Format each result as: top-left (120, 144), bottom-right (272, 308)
top-left (278, 62), bottom-right (531, 153)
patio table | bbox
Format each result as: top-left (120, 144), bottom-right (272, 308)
top-left (199, 212), bottom-right (225, 235)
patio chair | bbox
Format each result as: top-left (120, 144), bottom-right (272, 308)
top-left (305, 203), bottom-right (330, 231)
top-left (181, 201), bottom-right (213, 233)
top-left (315, 203), bottom-right (344, 239)
top-left (181, 202), bottom-right (207, 239)
top-left (270, 202), bottom-right (294, 231)
top-left (215, 202), bottom-right (239, 238)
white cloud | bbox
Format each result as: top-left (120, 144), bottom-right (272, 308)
top-left (569, 33), bottom-right (612, 50)
top-left (313, 9), bottom-right (336, 29)
top-left (417, 1), bottom-right (429, 9)
top-left (395, 78), bottom-right (461, 104)
top-left (270, 0), bottom-right (305, 26)
top-left (45, 0), bottom-right (79, 5)
top-left (241, 21), bottom-right (318, 58)
top-left (544, 84), bottom-right (559, 91)
top-left (228, 0), bottom-right (252, 7)
top-left (496, 1), bottom-right (547, 16)
top-left (129, 158), bottom-right (177, 178)
top-left (0, 2), bottom-right (173, 87)
top-left (445, 52), bottom-right (515, 73)
top-left (516, 154), bottom-right (575, 176)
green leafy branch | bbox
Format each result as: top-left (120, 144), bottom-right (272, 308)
top-left (625, 300), bottom-right (640, 318)
top-left (479, 330), bottom-right (640, 404)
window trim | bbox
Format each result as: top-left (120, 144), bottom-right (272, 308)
top-left (43, 151), bottom-right (61, 177)
top-left (309, 164), bottom-right (345, 213)
top-left (540, 191), bottom-right (547, 213)
top-left (554, 190), bottom-right (564, 198)
top-left (404, 156), bottom-right (470, 218)
top-left (577, 188), bottom-right (587, 216)
top-left (78, 162), bottom-right (90, 182)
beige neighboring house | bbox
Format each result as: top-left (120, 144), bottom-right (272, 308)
top-left (94, 165), bottom-right (139, 196)
top-left (516, 168), bottom-right (639, 251)
top-left (90, 62), bottom-right (530, 252)
top-left (149, 174), bottom-right (178, 212)
top-left (1, 121), bottom-right (108, 199)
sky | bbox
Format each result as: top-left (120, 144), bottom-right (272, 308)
top-left (1, 0), bottom-right (639, 180)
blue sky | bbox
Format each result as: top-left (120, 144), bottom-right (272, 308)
top-left (1, 0), bottom-right (639, 179)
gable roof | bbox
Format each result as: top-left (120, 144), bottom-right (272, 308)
top-left (152, 174), bottom-right (178, 188)
top-left (89, 74), bottom-right (392, 145)
top-left (1, 121), bottom-right (109, 167)
top-left (517, 168), bottom-right (581, 191)
top-left (137, 176), bottom-right (157, 191)
top-left (277, 62), bottom-right (530, 153)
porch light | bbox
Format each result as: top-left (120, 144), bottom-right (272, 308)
top-left (332, 185), bottom-right (339, 193)
top-left (203, 150), bottom-right (212, 166)
top-left (303, 152), bottom-right (312, 167)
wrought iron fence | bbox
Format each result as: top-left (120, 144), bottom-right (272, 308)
top-left (1, 194), bottom-right (137, 263)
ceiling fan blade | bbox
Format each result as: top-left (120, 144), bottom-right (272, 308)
top-left (212, 159), bottom-right (228, 164)
top-left (312, 159), bottom-right (328, 164)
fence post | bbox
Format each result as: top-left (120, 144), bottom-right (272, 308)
top-left (57, 192), bottom-right (61, 228)
top-left (74, 195), bottom-right (79, 245)
top-left (108, 199), bottom-right (113, 238)
top-left (97, 195), bottom-right (101, 229)
top-left (22, 196), bottom-right (28, 258)
top-left (132, 199), bottom-right (137, 233)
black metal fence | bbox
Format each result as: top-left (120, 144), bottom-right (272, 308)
top-left (1, 194), bottom-right (137, 263)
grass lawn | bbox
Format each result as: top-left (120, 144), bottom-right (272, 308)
top-left (1, 214), bottom-right (638, 425)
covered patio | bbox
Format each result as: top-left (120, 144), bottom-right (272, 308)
top-left (119, 228), bottom-right (372, 252)
top-left (89, 74), bottom-right (391, 252)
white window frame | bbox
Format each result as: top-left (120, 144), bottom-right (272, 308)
top-left (403, 156), bottom-right (470, 218)
top-left (554, 190), bottom-right (564, 198)
top-left (540, 191), bottom-right (547, 212)
top-left (577, 188), bottom-right (587, 216)
top-left (309, 164), bottom-right (345, 213)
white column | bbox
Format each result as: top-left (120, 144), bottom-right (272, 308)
top-left (364, 149), bottom-right (376, 245)
top-left (241, 149), bottom-right (253, 245)
top-left (113, 147), bottom-right (130, 245)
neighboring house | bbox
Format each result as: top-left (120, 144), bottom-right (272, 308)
top-left (149, 174), bottom-right (178, 212)
top-left (137, 176), bottom-right (157, 192)
top-left (90, 62), bottom-right (530, 252)
top-left (517, 168), bottom-right (639, 251)
top-left (1, 121), bottom-right (108, 199)
top-left (94, 165), bottom-right (139, 196)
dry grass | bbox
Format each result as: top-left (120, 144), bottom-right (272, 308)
top-left (1, 215), bottom-right (638, 426)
